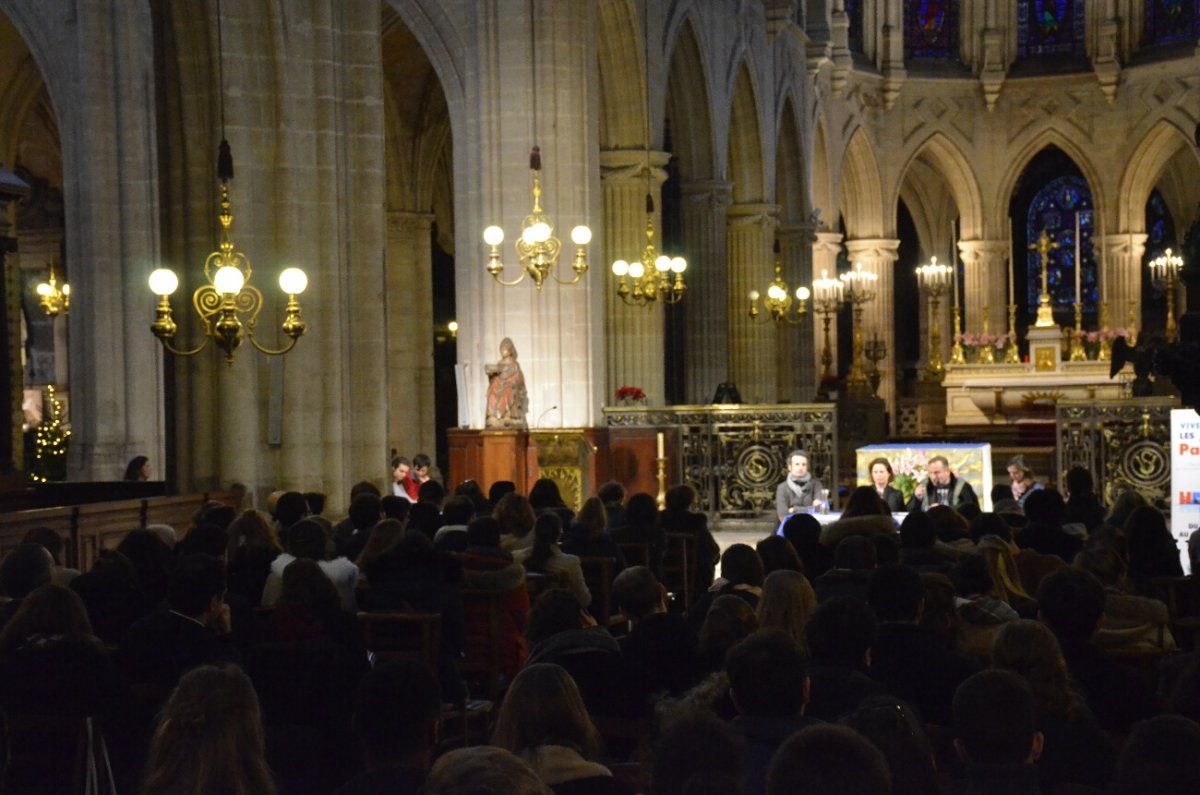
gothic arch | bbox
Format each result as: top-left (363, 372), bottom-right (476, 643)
top-left (839, 127), bottom-right (884, 238)
top-left (383, 0), bottom-right (465, 137)
top-left (894, 132), bottom-right (984, 241)
top-left (776, 93), bottom-right (808, 223)
top-left (1118, 120), bottom-right (1200, 234)
top-left (596, 0), bottom-right (646, 150)
top-left (727, 59), bottom-right (766, 203)
top-left (996, 128), bottom-right (1105, 235)
top-left (665, 15), bottom-right (716, 180)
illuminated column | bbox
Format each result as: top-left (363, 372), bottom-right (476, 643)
top-left (844, 238), bottom-right (900, 418)
top-left (958, 240), bottom-right (1009, 335)
top-left (1098, 233), bottom-right (1147, 334)
top-left (680, 180), bottom-right (732, 403)
top-left (776, 222), bottom-right (817, 401)
top-left (727, 204), bottom-right (780, 403)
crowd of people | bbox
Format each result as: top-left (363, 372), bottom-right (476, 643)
top-left (0, 456), bottom-right (1199, 794)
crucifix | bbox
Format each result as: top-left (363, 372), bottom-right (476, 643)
top-left (1029, 229), bottom-right (1059, 328)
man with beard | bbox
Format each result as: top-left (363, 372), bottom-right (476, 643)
top-left (907, 455), bottom-right (978, 513)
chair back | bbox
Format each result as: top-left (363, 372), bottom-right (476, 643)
top-left (617, 542), bottom-right (651, 569)
top-left (357, 611), bottom-right (442, 670)
top-left (578, 556), bottom-right (614, 626)
top-left (663, 533), bottom-right (692, 607)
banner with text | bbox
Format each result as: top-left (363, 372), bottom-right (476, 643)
top-left (1171, 409), bottom-right (1200, 574)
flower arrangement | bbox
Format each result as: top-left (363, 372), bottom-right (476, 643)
top-left (614, 385), bottom-right (646, 404)
top-left (1074, 328), bottom-right (1133, 344)
top-left (890, 450), bottom-right (929, 503)
top-left (955, 331), bottom-right (1015, 350)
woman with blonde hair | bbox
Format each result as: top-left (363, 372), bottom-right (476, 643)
top-left (141, 664), bottom-right (276, 795)
top-left (976, 535), bottom-right (1038, 618)
top-left (495, 492), bottom-right (538, 552)
top-left (354, 518), bottom-right (407, 573)
top-left (756, 569), bottom-right (817, 649)
top-left (492, 663), bottom-right (626, 793)
top-left (225, 509), bottom-right (282, 605)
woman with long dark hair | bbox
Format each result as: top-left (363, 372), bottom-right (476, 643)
top-left (515, 513), bottom-right (591, 607)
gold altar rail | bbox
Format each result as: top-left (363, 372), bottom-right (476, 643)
top-left (1056, 397), bottom-right (1178, 510)
top-left (0, 490), bottom-right (243, 572)
top-left (603, 404), bottom-right (838, 520)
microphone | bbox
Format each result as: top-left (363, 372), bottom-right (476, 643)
top-left (536, 405), bottom-right (559, 428)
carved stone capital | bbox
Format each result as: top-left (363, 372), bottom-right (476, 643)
top-left (681, 180), bottom-right (733, 211)
top-left (599, 150), bottom-right (671, 187)
top-left (844, 238), bottom-right (901, 264)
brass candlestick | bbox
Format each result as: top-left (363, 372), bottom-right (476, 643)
top-left (655, 456), bottom-right (667, 511)
top-left (1097, 300), bottom-right (1111, 361)
top-left (979, 307), bottom-right (996, 364)
top-left (841, 263), bottom-right (878, 397)
top-left (949, 305), bottom-right (966, 365)
top-left (1004, 304), bottom-right (1021, 363)
top-left (1069, 302), bottom-right (1087, 361)
top-left (916, 257), bottom-right (951, 380)
top-left (1030, 230), bottom-right (1059, 328)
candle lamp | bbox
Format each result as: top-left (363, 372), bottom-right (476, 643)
top-left (1149, 248), bottom-right (1184, 343)
top-left (812, 269), bottom-right (845, 390)
top-left (839, 262), bottom-right (878, 397)
top-left (915, 256), bottom-right (952, 379)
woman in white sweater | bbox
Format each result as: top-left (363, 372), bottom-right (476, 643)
top-left (260, 518), bottom-right (359, 611)
top-left (514, 513), bottom-right (591, 608)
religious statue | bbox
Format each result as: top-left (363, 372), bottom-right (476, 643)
top-left (485, 337), bottom-right (529, 428)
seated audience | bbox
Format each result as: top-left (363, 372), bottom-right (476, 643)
top-left (1062, 465), bottom-right (1106, 532)
top-left (453, 479), bottom-right (490, 518)
top-left (115, 528), bottom-right (172, 611)
top-left (1018, 489), bottom-right (1082, 562)
top-left (766, 724), bottom-right (891, 795)
top-left (952, 669), bottom-right (1043, 794)
top-left (1075, 545), bottom-right (1175, 649)
top-left (726, 630), bottom-right (822, 795)
top-left (563, 495), bottom-right (628, 574)
top-left (613, 492), bottom-right (668, 577)
top-left (496, 492), bottom-right (538, 552)
top-left (459, 516), bottom-right (530, 681)
top-left (225, 509), bottom-right (282, 606)
top-left (754, 535), bottom-right (803, 576)
top-left (488, 479), bottom-right (518, 511)
top-left (69, 550), bottom-right (147, 645)
top-left (780, 513), bottom-right (833, 580)
top-left (1113, 714), bottom-right (1200, 795)
top-left (660, 484), bottom-right (721, 603)
top-left (492, 663), bottom-right (631, 794)
top-left (354, 518), bottom-right (407, 579)
top-left (612, 566), bottom-right (696, 696)
top-left (261, 518), bottom-right (360, 611)
top-left (841, 697), bottom-right (942, 795)
top-left (118, 554), bottom-right (238, 691)
top-left (380, 494), bottom-right (411, 522)
top-left (990, 619), bottom-right (1113, 789)
top-left (0, 542), bottom-right (54, 629)
top-left (1036, 565), bottom-right (1157, 731)
top-left (896, 511), bottom-right (951, 573)
top-left (755, 569), bottom-right (816, 649)
top-left (696, 593), bottom-right (759, 677)
top-left (597, 481), bottom-right (626, 532)
top-left (529, 478), bottom-right (576, 526)
top-left (516, 513), bottom-right (591, 608)
top-left (1124, 504), bottom-right (1184, 596)
top-left (431, 495), bottom-right (475, 553)
top-left (650, 707), bottom-right (745, 795)
top-left (1106, 487), bottom-right (1149, 532)
top-left (333, 661), bottom-right (442, 795)
top-left (867, 563), bottom-right (975, 725)
top-left (335, 493), bottom-right (383, 561)
top-left (803, 597), bottom-right (887, 721)
top-left (820, 486), bottom-right (895, 549)
top-left (948, 554), bottom-right (1019, 656)
top-left (273, 490), bottom-right (312, 545)
top-left (20, 526), bottom-right (78, 587)
top-left (686, 544), bottom-right (764, 637)
top-left (976, 534), bottom-right (1038, 618)
top-left (425, 747), bottom-right (551, 795)
top-left (140, 664), bottom-right (276, 795)
top-left (812, 535), bottom-right (876, 604)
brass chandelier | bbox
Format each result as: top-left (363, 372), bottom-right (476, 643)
top-left (148, 2), bottom-right (307, 365)
top-left (748, 241), bottom-right (808, 324)
top-left (611, 192), bottom-right (686, 306)
top-left (36, 256), bottom-right (70, 317)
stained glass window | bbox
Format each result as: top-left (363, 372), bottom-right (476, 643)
top-left (847, 0), bottom-right (864, 53)
top-left (1017, 0), bottom-right (1085, 57)
top-left (1144, 0), bottom-right (1200, 47)
top-left (1026, 176), bottom-right (1095, 314)
top-left (904, 0), bottom-right (959, 59)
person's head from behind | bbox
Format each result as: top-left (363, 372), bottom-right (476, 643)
top-left (533, 511), bottom-right (563, 548)
top-left (953, 669), bottom-right (1042, 765)
top-left (1023, 488), bottom-right (1065, 526)
top-left (225, 510), bottom-right (280, 558)
top-left (0, 584), bottom-right (94, 653)
top-left (279, 558), bottom-right (340, 615)
top-left (928, 505), bottom-right (969, 543)
top-left (868, 563), bottom-right (924, 623)
top-left (350, 480), bottom-right (383, 501)
top-left (488, 480), bottom-right (517, 506)
top-left (991, 619), bottom-right (1070, 703)
top-left (720, 543), bottom-right (764, 588)
top-left (805, 596), bottom-right (876, 668)
top-left (0, 542), bottom-right (54, 599)
top-left (575, 496), bottom-right (608, 539)
top-left (834, 535), bottom-right (877, 571)
top-left (466, 516), bottom-right (503, 549)
top-left (526, 588), bottom-right (585, 645)
top-left (286, 519), bottom-right (331, 561)
top-left (1074, 545), bottom-right (1127, 588)
top-left (756, 569), bottom-right (816, 644)
top-left (612, 565), bottom-right (665, 621)
top-left (1036, 566), bottom-right (1105, 642)
top-left (494, 492), bottom-right (536, 537)
top-left (177, 523), bottom-right (230, 559)
top-left (699, 594), bottom-right (758, 663)
top-left (492, 663), bottom-right (600, 758)
top-left (841, 697), bottom-right (938, 795)
top-left (726, 629), bottom-right (809, 718)
top-left (664, 483), bottom-right (696, 513)
top-left (20, 526), bottom-right (65, 566)
top-left (441, 496), bottom-right (476, 527)
top-left (273, 491), bottom-right (310, 531)
top-left (755, 535), bottom-right (803, 575)
top-left (348, 493), bottom-right (383, 532)
top-left (424, 746), bottom-right (550, 795)
top-left (949, 554), bottom-right (995, 599)
top-left (650, 708), bottom-right (745, 795)
top-left (380, 495), bottom-right (411, 522)
top-left (842, 485), bottom-right (887, 518)
top-left (597, 481), bottom-right (625, 505)
top-left (417, 479), bottom-right (445, 508)
top-left (353, 660), bottom-right (441, 770)
top-left (624, 492), bottom-right (660, 529)
top-left (781, 512), bottom-right (822, 550)
top-left (1114, 715), bottom-right (1200, 795)
top-left (528, 478), bottom-right (565, 509)
top-left (767, 724), bottom-right (891, 795)
top-left (898, 510), bottom-right (936, 549)
top-left (116, 528), bottom-right (171, 597)
top-left (1065, 465), bottom-right (1095, 499)
top-left (970, 512), bottom-right (1013, 545)
top-left (142, 664), bottom-right (275, 795)
top-left (167, 554), bottom-right (226, 620)
top-left (1124, 505), bottom-right (1175, 567)
top-left (454, 480), bottom-right (487, 513)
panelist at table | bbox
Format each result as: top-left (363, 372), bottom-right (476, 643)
top-left (776, 449), bottom-right (827, 521)
top-left (908, 455), bottom-right (978, 513)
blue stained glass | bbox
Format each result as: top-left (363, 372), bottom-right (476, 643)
top-left (1145, 0), bottom-right (1200, 47)
top-left (1017, 0), bottom-right (1086, 57)
top-left (1026, 176), bottom-right (1096, 314)
top-left (847, 0), bottom-right (864, 53)
top-left (904, 0), bottom-right (960, 59)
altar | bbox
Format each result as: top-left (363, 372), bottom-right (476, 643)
top-left (942, 358), bottom-right (1130, 426)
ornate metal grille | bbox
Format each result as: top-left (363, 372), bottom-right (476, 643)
top-left (1057, 397), bottom-right (1179, 510)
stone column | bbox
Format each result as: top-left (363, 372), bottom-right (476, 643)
top-left (812, 232), bottom-right (843, 391)
top-left (680, 180), bottom-right (732, 403)
top-left (600, 150), bottom-right (669, 406)
top-left (958, 240), bottom-right (1009, 337)
top-left (727, 204), bottom-right (779, 404)
top-left (1098, 233), bottom-right (1147, 336)
top-left (776, 222), bottom-right (817, 402)
top-left (844, 238), bottom-right (900, 420)
top-left (386, 210), bottom-right (437, 465)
